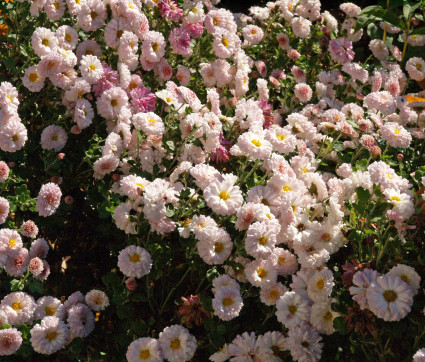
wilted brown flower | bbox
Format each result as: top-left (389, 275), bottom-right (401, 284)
top-left (344, 303), bottom-right (377, 337)
top-left (341, 259), bottom-right (370, 287)
top-left (177, 295), bottom-right (210, 328)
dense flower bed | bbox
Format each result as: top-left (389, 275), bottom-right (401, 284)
top-left (0, 0), bottom-right (425, 360)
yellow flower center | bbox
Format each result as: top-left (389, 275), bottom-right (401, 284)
top-left (213, 18), bottom-right (219, 26)
top-left (219, 191), bottom-right (230, 200)
top-left (51, 135), bottom-right (58, 141)
top-left (86, 50), bottom-right (94, 55)
top-left (89, 64), bottom-right (96, 71)
top-left (136, 182), bottom-right (144, 190)
top-left (221, 38), bottom-right (229, 47)
top-left (139, 349), bottom-right (151, 360)
top-left (394, 129), bottom-right (400, 135)
top-left (12, 134), bottom-right (19, 142)
top-left (152, 42), bottom-right (159, 52)
top-left (302, 167), bottom-right (308, 173)
top-left (316, 279), bottom-right (325, 290)
top-left (222, 297), bottom-right (234, 307)
top-left (65, 33), bottom-right (72, 43)
top-left (148, 118), bottom-right (156, 124)
top-left (390, 196), bottom-right (401, 202)
top-left (129, 253), bottom-right (140, 262)
top-left (283, 185), bottom-right (291, 192)
top-left (321, 233), bottom-right (331, 242)
top-left (166, 97), bottom-right (172, 103)
top-left (288, 305), bottom-right (297, 314)
top-left (128, 2), bottom-right (133, 9)
top-left (111, 99), bottom-right (118, 107)
top-left (9, 239), bottom-right (16, 247)
top-left (12, 302), bottom-right (21, 311)
top-left (258, 236), bottom-right (268, 246)
top-left (75, 0), bottom-right (80, 3)
top-left (324, 311), bottom-right (333, 321)
top-left (269, 289), bottom-right (279, 300)
top-left (214, 242), bottom-right (224, 253)
top-left (170, 338), bottom-right (181, 350)
top-left (54, 2), bottom-right (59, 9)
top-left (46, 331), bottom-right (57, 342)
top-left (257, 267), bottom-right (267, 278)
top-left (276, 134), bottom-right (286, 141)
top-left (383, 290), bottom-right (397, 303)
top-left (42, 38), bottom-right (49, 46)
top-left (45, 306), bottom-right (56, 316)
top-left (251, 139), bottom-right (261, 147)
top-left (91, 11), bottom-right (98, 19)
top-left (278, 256), bottom-right (285, 264)
top-left (29, 73), bottom-right (39, 82)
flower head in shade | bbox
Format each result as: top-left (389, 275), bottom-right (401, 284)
top-left (118, 245), bottom-right (152, 278)
top-left (36, 183), bottom-right (62, 217)
top-left (126, 337), bottom-right (163, 362)
top-left (0, 196), bottom-right (9, 224)
top-left (85, 290), bottom-right (109, 311)
top-left (276, 291), bottom-right (310, 328)
top-left (5, 248), bottom-right (29, 277)
top-left (310, 299), bottom-right (340, 335)
top-left (177, 295), bottom-right (210, 328)
top-left (329, 38), bottom-right (354, 64)
top-left (30, 316), bottom-right (68, 355)
top-left (349, 268), bottom-right (378, 310)
top-left (41, 125), bottom-right (68, 152)
top-left (34, 296), bottom-right (64, 320)
top-left (28, 257), bottom-right (44, 276)
top-left (93, 154), bottom-right (120, 179)
top-left (29, 238), bottom-right (49, 259)
top-left (212, 286), bottom-right (243, 321)
top-left (158, 324), bottom-right (197, 362)
top-left (413, 348), bottom-right (425, 362)
top-left (21, 220), bottom-right (38, 239)
top-left (228, 332), bottom-right (259, 361)
top-left (0, 328), bottom-right (22, 356)
top-left (286, 323), bottom-right (323, 362)
top-left (0, 120), bottom-right (28, 153)
top-left (0, 161), bottom-right (10, 182)
top-left (67, 303), bottom-right (95, 338)
top-left (130, 87), bottom-right (157, 113)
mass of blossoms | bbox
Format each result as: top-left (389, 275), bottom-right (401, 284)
top-left (0, 0), bottom-right (425, 360)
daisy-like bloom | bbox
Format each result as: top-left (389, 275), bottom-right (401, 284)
top-left (0, 120), bottom-right (28, 153)
top-left (93, 154), bottom-right (120, 180)
top-left (120, 174), bottom-right (150, 199)
top-left (367, 274), bottom-right (414, 321)
top-left (228, 332), bottom-right (259, 361)
top-left (413, 348), bottom-right (425, 362)
top-left (5, 248), bottom-right (29, 277)
top-left (329, 38), bottom-right (354, 64)
top-left (21, 220), bottom-right (38, 238)
top-left (310, 299), bottom-right (340, 335)
top-left (97, 87), bottom-right (128, 120)
top-left (1, 292), bottom-right (36, 326)
top-left (34, 296), bottom-right (64, 320)
top-left (79, 55), bottom-right (104, 84)
top-left (286, 323), bottom-right (323, 362)
top-left (0, 328), bottom-right (22, 356)
top-left (307, 268), bottom-right (334, 303)
top-left (63, 291), bottom-right (84, 317)
top-left (132, 112), bottom-right (165, 137)
top-left (85, 290), bottom-right (109, 311)
top-left (234, 131), bottom-right (273, 161)
top-left (67, 303), bottom-right (94, 338)
top-left (31, 27), bottom-right (58, 57)
top-left (40, 125), bottom-right (67, 152)
top-left (118, 245), bottom-right (152, 279)
top-left (340, 2), bottom-right (361, 17)
top-left (380, 122), bottom-right (412, 148)
top-left (0, 161), bottom-right (9, 182)
top-left (74, 98), bottom-right (94, 129)
top-left (55, 25), bottom-right (78, 50)
top-left (256, 331), bottom-right (286, 361)
top-left (363, 91), bottom-right (396, 115)
top-left (36, 183), bottom-right (62, 217)
top-left (212, 28), bottom-right (239, 59)
top-left (203, 178), bottom-right (243, 216)
top-left (406, 57), bottom-right (425, 81)
top-left (142, 31), bottom-right (166, 63)
top-left (242, 25), bottom-right (264, 45)
top-left (113, 200), bottom-right (138, 234)
top-left (292, 16), bottom-right (311, 39)
top-left (29, 238), bottom-right (49, 259)
top-left (196, 227), bottom-right (233, 265)
top-left (266, 127), bottom-right (297, 154)
top-left (383, 188), bottom-right (414, 220)
top-left (245, 221), bottom-right (277, 259)
top-left (158, 325), bottom-right (197, 362)
top-left (76, 0), bottom-right (106, 32)
top-left (205, 8), bottom-right (237, 34)
top-left (276, 291), bottom-right (310, 328)
top-left (0, 229), bottom-right (23, 257)
top-left (294, 83), bottom-right (313, 103)
top-left (30, 316), bottom-right (68, 354)
top-left (341, 62), bottom-right (369, 84)
top-left (22, 65), bottom-right (45, 92)
top-left (126, 337), bottom-right (163, 362)
top-left (0, 196), bottom-right (9, 224)
top-left (44, 0), bottom-right (65, 20)
top-left (260, 283), bottom-right (287, 306)
top-left (268, 247), bottom-right (298, 276)
top-left (388, 264), bottom-right (421, 295)
top-left (245, 258), bottom-right (277, 288)
top-left (212, 286), bottom-right (243, 321)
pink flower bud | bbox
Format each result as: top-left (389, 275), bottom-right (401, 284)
top-left (125, 278), bottom-right (137, 291)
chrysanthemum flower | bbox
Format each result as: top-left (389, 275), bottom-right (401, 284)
top-left (196, 227), bottom-right (233, 265)
top-left (85, 290), bottom-right (109, 311)
top-left (0, 120), bottom-right (28, 153)
top-left (34, 296), bottom-right (64, 320)
top-left (36, 183), bottom-right (62, 217)
top-left (67, 303), bottom-right (94, 338)
top-left (260, 282), bottom-right (287, 306)
top-left (0, 328), bottom-right (22, 356)
top-left (212, 286), bottom-right (243, 321)
top-left (0, 229), bottom-right (23, 257)
top-left (203, 178), bottom-right (243, 216)
top-left (41, 125), bottom-right (68, 152)
top-left (22, 65), bottom-right (45, 92)
top-left (245, 258), bottom-right (277, 288)
top-left (117, 245), bottom-right (152, 278)
top-left (126, 337), bottom-right (162, 362)
top-left (276, 291), bottom-right (310, 327)
top-left (388, 264), bottom-right (421, 295)
top-left (286, 323), bottom-right (323, 362)
top-left (1, 292), bottom-right (36, 326)
top-left (158, 325), bottom-right (197, 362)
top-left (31, 27), bottom-right (58, 57)
top-left (306, 268), bottom-right (334, 302)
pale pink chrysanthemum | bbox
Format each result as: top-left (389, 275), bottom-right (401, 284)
top-left (0, 120), bottom-right (27, 153)
top-left (22, 65), bottom-right (45, 92)
top-left (1, 292), bottom-right (36, 326)
top-left (21, 220), bottom-right (38, 238)
top-left (260, 282), bottom-right (288, 306)
top-left (380, 122), bottom-right (412, 148)
top-left (292, 17), bottom-right (311, 39)
top-left (363, 91), bottom-right (396, 115)
top-left (34, 296), bottom-right (64, 320)
top-left (76, 40), bottom-right (102, 63)
top-left (126, 338), bottom-right (162, 362)
top-left (36, 183), bottom-right (62, 217)
top-left (5, 248), bottom-right (29, 277)
top-left (176, 66), bottom-right (191, 86)
top-left (28, 257), bottom-right (44, 276)
top-left (85, 290), bottom-right (109, 312)
top-left (268, 247), bottom-right (298, 276)
top-left (245, 258), bottom-right (277, 288)
top-left (31, 27), bottom-right (58, 57)
top-left (0, 328), bottom-right (22, 356)
top-left (29, 238), bottom-right (49, 259)
top-left (242, 25), bottom-right (264, 45)
top-left (0, 229), bottom-right (23, 257)
top-left (212, 286), bottom-right (243, 321)
top-left (44, 0), bottom-right (65, 20)
top-left (34, 260), bottom-right (51, 281)
top-left (0, 161), bottom-right (10, 182)
top-left (76, 0), bottom-right (106, 32)
top-left (203, 179), bottom-right (243, 216)
top-left (67, 303), bottom-right (94, 338)
top-left (141, 31), bottom-right (166, 63)
top-left (158, 324), bottom-right (197, 362)
top-left (329, 38), bottom-right (354, 64)
top-left (0, 196), bottom-right (9, 224)
top-left (294, 83), bottom-right (313, 103)
top-left (169, 27), bottom-right (192, 58)
top-left (118, 245), bottom-right (152, 278)
top-left (30, 316), bottom-right (68, 354)
top-left (40, 125), bottom-right (67, 152)
top-left (406, 57), bottom-right (425, 81)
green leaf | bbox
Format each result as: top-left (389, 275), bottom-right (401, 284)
top-left (356, 187), bottom-right (371, 203)
top-left (28, 280), bottom-right (44, 294)
top-left (10, 279), bottom-right (24, 291)
top-left (410, 27), bottom-right (425, 35)
top-left (3, 57), bottom-right (15, 71)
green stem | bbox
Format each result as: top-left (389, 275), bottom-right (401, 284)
top-left (159, 267), bottom-right (191, 315)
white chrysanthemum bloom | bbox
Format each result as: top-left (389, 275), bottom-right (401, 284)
top-left (203, 179), bottom-right (243, 216)
top-left (212, 286), bottom-right (243, 321)
top-left (126, 337), bottom-right (162, 362)
top-left (260, 282), bottom-right (288, 306)
top-left (388, 264), bottom-right (421, 295)
top-left (276, 291), bottom-right (310, 328)
top-left (186, 2), bottom-right (204, 24)
top-left (209, 343), bottom-right (230, 362)
top-left (265, 127), bottom-right (297, 154)
top-left (93, 154), bottom-right (120, 179)
top-left (118, 245), bottom-right (152, 278)
top-left (22, 65), bottom-right (45, 92)
top-left (310, 299), bottom-right (339, 335)
top-left (79, 55), bottom-right (104, 84)
top-left (189, 214), bottom-right (218, 239)
top-left (245, 221), bottom-right (277, 259)
top-left (413, 348), bottom-right (425, 362)
top-left (0, 228), bottom-right (23, 257)
top-left (67, 303), bottom-right (94, 338)
top-left (158, 325), bottom-right (197, 362)
top-left (369, 39), bottom-right (389, 60)
top-left (31, 27), bottom-right (58, 57)
top-left (74, 98), bottom-right (94, 129)
top-left (55, 25), bottom-right (79, 50)
top-left (85, 290), bottom-right (109, 312)
top-left (40, 125), bottom-right (67, 152)
top-left (0, 292), bottom-right (36, 326)
top-left (196, 227), bottom-right (233, 265)
top-left (102, 132), bottom-right (124, 157)
top-left (367, 274), bottom-right (413, 321)
top-left (383, 188), bottom-right (414, 220)
top-left (406, 57), bottom-right (425, 81)
top-left (255, 331), bottom-right (286, 361)
top-left (0, 120), bottom-right (28, 153)
top-left (268, 247), bottom-right (299, 276)
top-left (212, 275), bottom-right (240, 294)
top-left (132, 112), bottom-right (165, 137)
top-left (142, 31), bottom-right (166, 63)
top-left (245, 258), bottom-right (277, 288)
top-left (228, 332), bottom-right (259, 361)
top-left (120, 174), bottom-right (150, 199)
top-left (349, 268), bottom-right (378, 310)
top-left (380, 122), bottom-right (412, 148)
top-left (234, 131), bottom-right (272, 161)
top-left (64, 77), bottom-right (91, 102)
top-left (34, 296), bottom-right (64, 320)
top-left (286, 323), bottom-right (323, 362)
top-left (306, 268), bottom-right (334, 303)
top-left (96, 87), bottom-right (128, 120)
